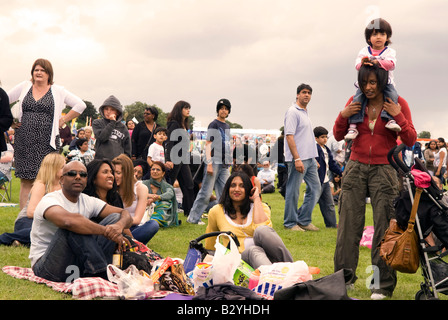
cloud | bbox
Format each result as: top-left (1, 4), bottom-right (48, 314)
top-left (0, 0), bottom-right (447, 139)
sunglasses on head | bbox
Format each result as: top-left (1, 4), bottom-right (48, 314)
top-left (63, 170), bottom-right (88, 178)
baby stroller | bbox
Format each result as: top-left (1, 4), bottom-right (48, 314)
top-left (388, 144), bottom-right (448, 300)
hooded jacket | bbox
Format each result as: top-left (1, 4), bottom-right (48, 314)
top-left (92, 95), bottom-right (131, 160)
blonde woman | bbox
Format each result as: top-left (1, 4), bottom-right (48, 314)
top-left (0, 152), bottom-right (65, 246)
top-left (112, 154), bottom-right (159, 244)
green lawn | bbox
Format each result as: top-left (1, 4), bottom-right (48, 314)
top-left (0, 174), bottom-right (443, 300)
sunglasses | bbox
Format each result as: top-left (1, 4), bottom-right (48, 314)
top-left (63, 170), bottom-right (88, 178)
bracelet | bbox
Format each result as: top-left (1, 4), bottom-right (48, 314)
top-left (294, 158), bottom-right (301, 162)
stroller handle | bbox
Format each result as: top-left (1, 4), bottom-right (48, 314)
top-left (189, 231), bottom-right (241, 248)
top-left (388, 143), bottom-right (410, 174)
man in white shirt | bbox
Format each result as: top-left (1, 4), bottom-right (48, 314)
top-left (283, 84), bottom-right (321, 231)
top-left (30, 160), bottom-right (132, 282)
top-left (257, 161), bottom-right (276, 193)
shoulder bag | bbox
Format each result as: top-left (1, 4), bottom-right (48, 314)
top-left (379, 187), bottom-right (422, 273)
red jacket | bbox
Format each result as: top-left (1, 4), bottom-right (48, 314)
top-left (333, 96), bottom-right (417, 165)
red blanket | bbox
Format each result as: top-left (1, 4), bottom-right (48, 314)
top-left (2, 266), bottom-right (120, 299)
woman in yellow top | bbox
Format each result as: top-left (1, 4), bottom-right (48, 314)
top-left (204, 171), bottom-right (293, 269)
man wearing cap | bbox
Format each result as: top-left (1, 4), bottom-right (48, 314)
top-left (187, 99), bottom-right (232, 225)
top-left (283, 84), bottom-right (321, 231)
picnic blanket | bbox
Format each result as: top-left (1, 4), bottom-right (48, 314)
top-left (2, 266), bottom-right (181, 300)
top-left (2, 266), bottom-right (120, 299)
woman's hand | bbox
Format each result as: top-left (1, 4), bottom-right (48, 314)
top-left (383, 98), bottom-right (401, 117)
top-left (249, 186), bottom-right (261, 202)
top-left (340, 101), bottom-right (362, 119)
top-left (11, 121), bottom-right (21, 129)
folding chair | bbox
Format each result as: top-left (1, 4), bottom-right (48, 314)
top-left (0, 167), bottom-right (13, 202)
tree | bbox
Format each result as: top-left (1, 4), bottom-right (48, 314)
top-left (62, 100), bottom-right (98, 127)
top-left (226, 120), bottom-right (243, 129)
top-left (418, 131), bottom-right (431, 139)
top-left (123, 101), bottom-right (195, 129)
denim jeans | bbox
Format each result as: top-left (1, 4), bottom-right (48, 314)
top-left (350, 84), bottom-right (398, 124)
top-left (317, 182), bottom-right (337, 228)
top-left (130, 220), bottom-right (159, 245)
top-left (32, 213), bottom-right (121, 282)
top-left (0, 217), bottom-right (33, 246)
top-left (187, 163), bottom-right (230, 224)
top-left (284, 159), bottom-right (321, 228)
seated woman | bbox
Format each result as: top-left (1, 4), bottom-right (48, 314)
top-left (204, 171), bottom-right (293, 269)
top-left (83, 159), bottom-right (123, 208)
top-left (142, 161), bottom-right (180, 228)
top-left (0, 152), bottom-right (65, 246)
top-left (112, 154), bottom-right (159, 244)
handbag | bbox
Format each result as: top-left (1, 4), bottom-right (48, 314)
top-left (379, 187), bottom-right (422, 273)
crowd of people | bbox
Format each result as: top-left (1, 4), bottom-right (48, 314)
top-left (1, 18), bottom-right (446, 300)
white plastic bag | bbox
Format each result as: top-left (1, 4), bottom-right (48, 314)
top-left (139, 203), bottom-right (154, 226)
top-left (211, 233), bottom-right (241, 285)
top-left (253, 261), bottom-right (312, 299)
top-left (107, 264), bottom-right (154, 299)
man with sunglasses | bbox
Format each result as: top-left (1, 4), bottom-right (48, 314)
top-left (29, 160), bottom-right (133, 282)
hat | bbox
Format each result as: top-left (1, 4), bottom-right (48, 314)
top-left (217, 98), bottom-right (231, 108)
top-left (216, 98), bottom-right (231, 113)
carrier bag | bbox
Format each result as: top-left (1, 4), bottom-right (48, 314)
top-left (211, 233), bottom-right (241, 285)
top-left (184, 231), bottom-right (239, 274)
top-left (379, 188), bottom-right (422, 273)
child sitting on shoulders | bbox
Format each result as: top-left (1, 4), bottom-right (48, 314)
top-left (345, 18), bottom-right (401, 140)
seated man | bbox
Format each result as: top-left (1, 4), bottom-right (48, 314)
top-left (29, 160), bottom-right (133, 282)
top-left (257, 161), bottom-right (276, 193)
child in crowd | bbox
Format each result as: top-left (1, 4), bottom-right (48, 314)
top-left (92, 95), bottom-right (131, 160)
top-left (314, 126), bottom-right (343, 228)
top-left (147, 127), bottom-right (168, 167)
top-left (345, 18), bottom-right (400, 140)
top-left (330, 175), bottom-right (342, 205)
top-left (66, 138), bottom-right (95, 166)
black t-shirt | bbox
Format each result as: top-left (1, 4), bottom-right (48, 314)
top-left (207, 119), bottom-right (231, 164)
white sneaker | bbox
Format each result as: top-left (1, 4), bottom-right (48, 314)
top-left (385, 120), bottom-right (401, 132)
top-left (370, 293), bottom-right (387, 300)
top-left (344, 128), bottom-right (359, 140)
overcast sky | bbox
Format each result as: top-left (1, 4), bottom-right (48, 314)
top-left (1, 0), bottom-right (447, 139)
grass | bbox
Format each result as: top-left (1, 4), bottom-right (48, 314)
top-left (0, 174), bottom-right (445, 300)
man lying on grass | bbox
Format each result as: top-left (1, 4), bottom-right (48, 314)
top-left (29, 160), bottom-right (132, 282)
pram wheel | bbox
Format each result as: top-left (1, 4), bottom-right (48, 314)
top-left (415, 289), bottom-right (438, 300)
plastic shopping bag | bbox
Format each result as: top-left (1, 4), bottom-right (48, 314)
top-left (253, 261), bottom-right (313, 299)
top-left (211, 233), bottom-right (241, 285)
top-left (107, 264), bottom-right (154, 300)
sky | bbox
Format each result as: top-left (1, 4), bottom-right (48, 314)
top-left (1, 0), bottom-right (447, 139)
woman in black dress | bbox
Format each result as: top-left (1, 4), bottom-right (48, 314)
top-left (8, 59), bottom-right (86, 209)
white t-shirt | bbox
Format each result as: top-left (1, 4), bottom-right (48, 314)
top-left (29, 190), bottom-right (106, 267)
top-left (147, 142), bottom-right (165, 163)
top-left (434, 147), bottom-right (447, 168)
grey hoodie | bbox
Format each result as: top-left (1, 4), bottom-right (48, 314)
top-left (92, 95), bottom-right (131, 160)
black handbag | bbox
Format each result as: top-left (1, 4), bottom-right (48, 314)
top-left (273, 269), bottom-right (354, 300)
